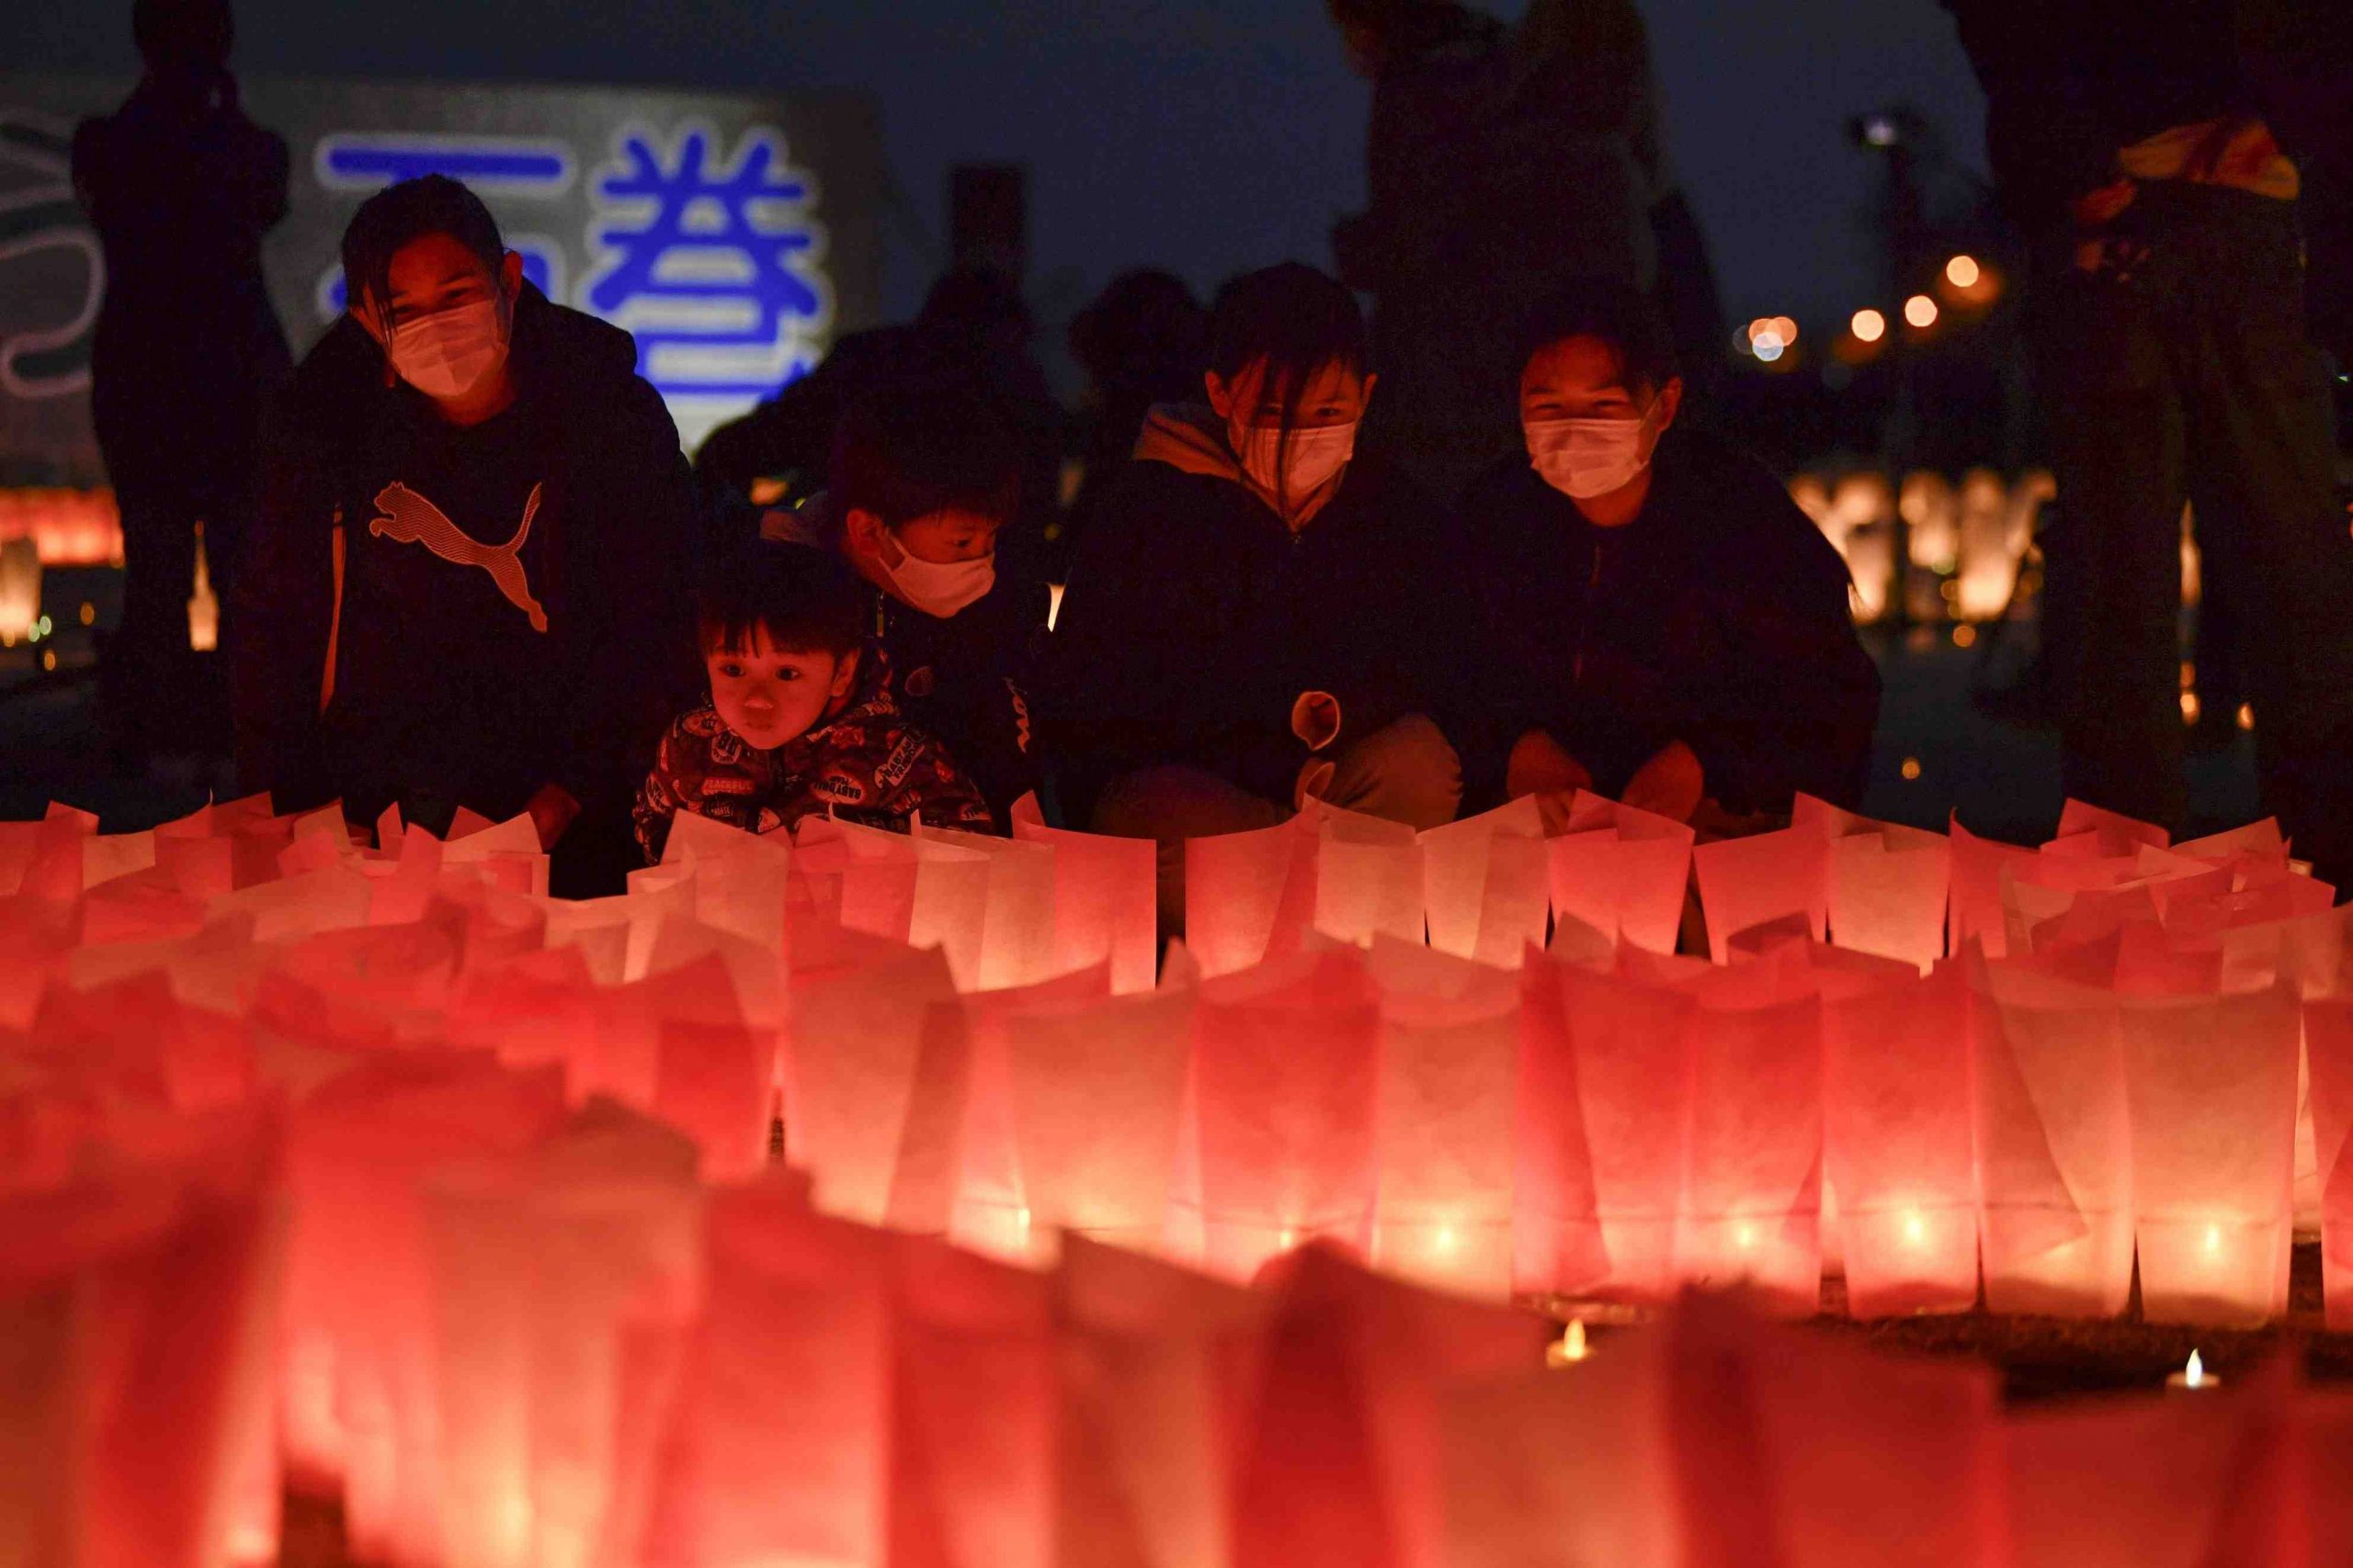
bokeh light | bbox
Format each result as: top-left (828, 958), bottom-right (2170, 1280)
top-left (1851, 308), bottom-right (1886, 343)
top-left (1904, 294), bottom-right (1938, 329)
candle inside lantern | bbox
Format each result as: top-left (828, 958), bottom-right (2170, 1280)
top-left (2166, 1349), bottom-right (2219, 1391)
top-left (1545, 1318), bottom-right (1591, 1368)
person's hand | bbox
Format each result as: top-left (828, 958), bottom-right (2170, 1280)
top-left (1290, 690), bottom-right (1343, 752)
top-left (526, 783), bottom-right (581, 851)
top-left (1622, 741), bottom-right (1704, 824)
top-left (1293, 756), bottom-right (1338, 812)
top-left (1506, 730), bottom-right (1591, 801)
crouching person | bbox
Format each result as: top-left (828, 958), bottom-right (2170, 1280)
top-left (1462, 278), bottom-right (1880, 835)
top-left (633, 540), bottom-right (993, 861)
top-left (1050, 262), bottom-right (1471, 930)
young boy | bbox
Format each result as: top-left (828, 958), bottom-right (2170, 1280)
top-left (632, 541), bottom-right (994, 862)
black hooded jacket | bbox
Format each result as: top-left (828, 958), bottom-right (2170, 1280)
top-left (1458, 426), bottom-right (1880, 815)
top-left (1047, 404), bottom-right (1472, 820)
top-left (232, 284), bottom-right (699, 827)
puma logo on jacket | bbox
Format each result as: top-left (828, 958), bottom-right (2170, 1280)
top-left (368, 480), bottom-right (550, 632)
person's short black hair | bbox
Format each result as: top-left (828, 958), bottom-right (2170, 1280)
top-left (696, 540), bottom-right (865, 658)
top-left (1518, 278), bottom-right (1681, 395)
top-left (134, 0), bottom-right (232, 68)
top-left (340, 175), bottom-right (506, 324)
top-left (1207, 261), bottom-right (1367, 390)
top-left (829, 375), bottom-right (1023, 530)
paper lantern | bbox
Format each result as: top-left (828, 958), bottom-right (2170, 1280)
top-left (888, 1236), bottom-right (1059, 1568)
top-left (1511, 949), bottom-right (1610, 1297)
top-left (2300, 997), bottom-right (2353, 1329)
top-left (995, 975), bottom-right (1193, 1256)
top-left (657, 811), bottom-right (796, 950)
top-left (1555, 960), bottom-right (1697, 1301)
top-left (917, 819), bottom-right (1061, 991)
top-left (1009, 794), bottom-right (1159, 995)
top-left (421, 1102), bottom-right (701, 1568)
top-left (779, 939), bottom-right (961, 1224)
top-left (1693, 824), bottom-right (1831, 966)
top-left (1793, 794), bottom-right (1950, 972)
top-left (1417, 796), bottom-right (1548, 968)
top-left (1968, 959), bottom-right (2131, 1315)
top-left (1190, 950), bottom-right (1383, 1279)
top-left (1364, 939), bottom-right (1520, 1299)
top-left (2120, 985), bottom-right (2299, 1325)
top-left (281, 1059), bottom-right (567, 1562)
top-left (2053, 797), bottom-right (2172, 854)
top-left (1546, 790), bottom-right (1694, 956)
top-left (1186, 804), bottom-right (1423, 979)
top-left (1821, 962), bottom-right (1980, 1316)
top-left (641, 1177), bottom-right (893, 1568)
top-left (1672, 967), bottom-right (1824, 1314)
top-left (0, 537), bottom-right (39, 642)
top-left (0, 1114), bottom-right (283, 1568)
top-left (1948, 814), bottom-right (2039, 959)
top-left (798, 815), bottom-right (992, 989)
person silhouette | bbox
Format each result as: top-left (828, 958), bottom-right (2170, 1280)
top-left (73, 0), bottom-right (291, 769)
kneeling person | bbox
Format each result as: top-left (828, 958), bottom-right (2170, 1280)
top-left (633, 542), bottom-right (993, 861)
top-left (1463, 279), bottom-right (1880, 832)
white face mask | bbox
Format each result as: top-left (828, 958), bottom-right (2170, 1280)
top-left (387, 295), bottom-right (509, 401)
top-left (878, 535), bottom-right (996, 619)
top-left (1233, 419), bottom-right (1358, 506)
top-left (1526, 403), bottom-right (1660, 499)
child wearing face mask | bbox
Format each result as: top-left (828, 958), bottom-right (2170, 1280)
top-left (1050, 261), bottom-right (1472, 933)
top-left (631, 541), bottom-right (994, 862)
top-left (1458, 278), bottom-right (1880, 835)
top-left (759, 375), bottom-right (1044, 831)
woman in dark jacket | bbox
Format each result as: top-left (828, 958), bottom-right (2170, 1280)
top-left (1461, 279), bottom-right (1880, 833)
top-left (231, 175), bottom-right (699, 895)
top-left (1051, 263), bottom-right (1471, 926)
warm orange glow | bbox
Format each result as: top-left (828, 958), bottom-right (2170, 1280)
top-left (2180, 691), bottom-right (2202, 725)
top-left (1945, 255), bottom-right (1981, 288)
top-left (1900, 757), bottom-right (1922, 781)
top-left (1545, 1318), bottom-right (1592, 1368)
top-left (1904, 294), bottom-right (1939, 329)
top-left (1951, 624), bottom-right (1977, 648)
top-left (0, 488), bottom-right (125, 566)
top-left (1768, 315), bottom-right (1798, 346)
top-left (1851, 308), bottom-right (1886, 343)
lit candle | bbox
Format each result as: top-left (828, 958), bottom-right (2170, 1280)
top-left (2165, 1349), bottom-right (2221, 1392)
top-left (1545, 1318), bottom-right (1592, 1369)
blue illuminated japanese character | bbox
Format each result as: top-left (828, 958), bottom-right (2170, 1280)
top-left (583, 123), bottom-right (832, 411)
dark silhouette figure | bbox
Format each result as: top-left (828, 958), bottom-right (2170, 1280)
top-left (1062, 267), bottom-right (1208, 570)
top-left (73, 0), bottom-right (290, 767)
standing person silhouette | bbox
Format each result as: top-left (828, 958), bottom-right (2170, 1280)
top-left (74, 0), bottom-right (291, 770)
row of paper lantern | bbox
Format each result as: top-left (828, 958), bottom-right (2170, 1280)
top-left (22, 1091), bottom-right (2353, 1568)
top-left (2, 788), bottom-right (2351, 1564)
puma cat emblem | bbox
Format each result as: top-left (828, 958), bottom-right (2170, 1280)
top-left (367, 481), bottom-right (550, 632)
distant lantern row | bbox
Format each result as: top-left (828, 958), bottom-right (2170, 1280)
top-left (1738, 254), bottom-right (1996, 364)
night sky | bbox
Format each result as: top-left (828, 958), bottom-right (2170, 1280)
top-left (9, 0), bottom-right (1987, 339)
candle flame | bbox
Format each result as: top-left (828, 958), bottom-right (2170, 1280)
top-left (1902, 1210), bottom-right (1927, 1245)
top-left (2184, 1350), bottom-right (2205, 1389)
top-left (1546, 1318), bottom-right (1591, 1369)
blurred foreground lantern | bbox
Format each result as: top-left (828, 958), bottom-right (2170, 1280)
top-left (1191, 950), bottom-right (1382, 1279)
top-left (1968, 960), bottom-right (2131, 1315)
top-left (0, 537), bottom-right (39, 644)
top-left (1547, 790), bottom-right (1694, 956)
top-left (1010, 793), bottom-right (1158, 994)
top-left (2298, 997), bottom-right (2353, 1329)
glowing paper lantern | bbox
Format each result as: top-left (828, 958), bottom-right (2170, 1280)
top-left (0, 537), bottom-right (39, 642)
top-left (1360, 940), bottom-right (1520, 1298)
top-left (1949, 814), bottom-right (2038, 959)
top-left (1693, 824), bottom-right (1832, 965)
top-left (440, 811), bottom-right (549, 899)
top-left (1417, 796), bottom-right (1548, 968)
top-left (642, 1177), bottom-right (892, 1568)
top-left (1302, 801), bottom-right (1426, 952)
top-left (2054, 797), bottom-right (2171, 853)
top-left (887, 1237), bottom-right (1058, 1568)
top-left (995, 975), bottom-right (1193, 1255)
top-left (1968, 959), bottom-right (2131, 1315)
top-left (798, 815), bottom-right (992, 989)
top-left (1793, 794), bottom-right (1950, 972)
top-left (657, 810), bottom-right (795, 950)
top-left (1184, 814), bottom-right (1313, 978)
top-left (1191, 949), bottom-right (1382, 1279)
top-left (1672, 966), bottom-right (1824, 1313)
top-left (2299, 996), bottom-right (2353, 1329)
top-left (1545, 790), bottom-right (1695, 955)
top-left (2120, 985), bottom-right (2299, 1325)
top-left (1558, 960), bottom-right (1697, 1301)
top-left (1511, 949), bottom-right (1609, 1296)
top-left (917, 819), bottom-right (1060, 991)
top-left (1009, 793), bottom-right (1158, 995)
top-left (1821, 962), bottom-right (1980, 1316)
top-left (778, 938), bottom-right (961, 1224)
top-left (943, 963), bottom-right (1115, 1256)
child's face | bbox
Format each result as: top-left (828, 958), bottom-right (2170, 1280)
top-left (705, 628), bottom-right (858, 751)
